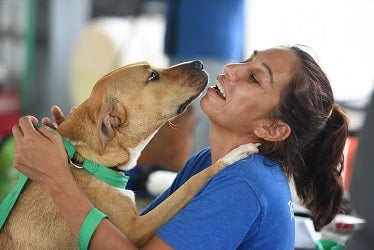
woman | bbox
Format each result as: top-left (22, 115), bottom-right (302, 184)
top-left (12, 46), bottom-right (349, 249)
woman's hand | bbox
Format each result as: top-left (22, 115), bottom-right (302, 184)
top-left (11, 114), bottom-right (164, 249)
top-left (11, 115), bottom-right (140, 249)
top-left (12, 115), bottom-right (71, 192)
top-left (41, 105), bottom-right (67, 129)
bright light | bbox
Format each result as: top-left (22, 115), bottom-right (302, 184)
top-left (245, 0), bottom-right (374, 102)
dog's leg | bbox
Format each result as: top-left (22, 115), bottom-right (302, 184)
top-left (127, 143), bottom-right (260, 247)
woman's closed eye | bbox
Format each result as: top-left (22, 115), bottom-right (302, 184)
top-left (249, 73), bottom-right (259, 83)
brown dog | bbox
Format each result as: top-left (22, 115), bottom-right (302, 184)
top-left (0, 61), bottom-right (259, 249)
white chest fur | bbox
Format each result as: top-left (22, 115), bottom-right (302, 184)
top-left (120, 129), bottom-right (159, 171)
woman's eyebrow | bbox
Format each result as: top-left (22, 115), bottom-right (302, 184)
top-left (253, 50), bottom-right (273, 84)
top-left (248, 50), bottom-right (273, 83)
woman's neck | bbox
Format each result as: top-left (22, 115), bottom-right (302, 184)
top-left (209, 125), bottom-right (259, 163)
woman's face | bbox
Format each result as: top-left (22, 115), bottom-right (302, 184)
top-left (201, 47), bottom-right (298, 137)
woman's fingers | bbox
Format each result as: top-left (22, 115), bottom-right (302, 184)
top-left (43, 105), bottom-right (77, 129)
top-left (18, 116), bottom-right (39, 135)
top-left (41, 106), bottom-right (66, 129)
top-left (37, 125), bottom-right (63, 144)
top-left (12, 124), bottom-right (24, 137)
top-left (51, 105), bottom-right (66, 126)
top-left (12, 116), bottom-right (69, 182)
top-left (42, 117), bottom-right (56, 129)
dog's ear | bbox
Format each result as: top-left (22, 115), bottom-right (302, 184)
top-left (98, 101), bottom-right (126, 153)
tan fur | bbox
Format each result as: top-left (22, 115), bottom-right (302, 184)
top-left (138, 106), bottom-right (195, 171)
top-left (0, 61), bottom-right (257, 249)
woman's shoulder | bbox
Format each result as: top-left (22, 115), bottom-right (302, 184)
top-left (218, 154), bottom-right (289, 195)
top-left (183, 147), bottom-right (212, 173)
top-left (231, 153), bottom-right (282, 175)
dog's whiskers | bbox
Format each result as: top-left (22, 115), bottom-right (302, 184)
top-left (167, 120), bottom-right (180, 129)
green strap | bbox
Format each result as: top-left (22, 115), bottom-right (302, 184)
top-left (62, 136), bottom-right (77, 159)
top-left (82, 158), bottom-right (129, 188)
top-left (78, 208), bottom-right (107, 250)
top-left (0, 173), bottom-right (28, 229)
top-left (61, 137), bottom-right (129, 188)
top-left (0, 126), bottom-right (128, 232)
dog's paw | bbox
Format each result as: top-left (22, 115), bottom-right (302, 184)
top-left (219, 143), bottom-right (260, 165)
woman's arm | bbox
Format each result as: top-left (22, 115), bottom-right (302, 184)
top-left (12, 115), bottom-right (171, 249)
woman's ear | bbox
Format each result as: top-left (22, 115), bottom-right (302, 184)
top-left (253, 119), bottom-right (291, 142)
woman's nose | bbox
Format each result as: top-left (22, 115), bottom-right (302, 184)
top-left (223, 63), bottom-right (244, 82)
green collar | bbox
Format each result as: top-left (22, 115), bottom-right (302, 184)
top-left (61, 137), bottom-right (129, 189)
top-left (0, 129), bottom-right (129, 230)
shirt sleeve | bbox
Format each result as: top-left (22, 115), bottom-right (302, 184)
top-left (140, 148), bottom-right (211, 215)
top-left (156, 170), bottom-right (262, 250)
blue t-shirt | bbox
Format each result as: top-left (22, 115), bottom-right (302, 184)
top-left (142, 148), bottom-right (295, 249)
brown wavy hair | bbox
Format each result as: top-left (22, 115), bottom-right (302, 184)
top-left (261, 45), bottom-right (349, 230)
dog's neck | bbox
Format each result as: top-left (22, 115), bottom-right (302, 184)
top-left (124, 128), bottom-right (159, 171)
top-left (61, 136), bottom-right (130, 188)
top-left (56, 107), bottom-right (97, 163)
top-left (56, 105), bottom-right (160, 170)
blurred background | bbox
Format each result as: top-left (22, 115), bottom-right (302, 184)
top-left (1, 0), bottom-right (373, 126)
top-left (0, 0), bottom-right (373, 248)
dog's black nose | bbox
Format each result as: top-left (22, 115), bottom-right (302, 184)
top-left (191, 60), bottom-right (204, 70)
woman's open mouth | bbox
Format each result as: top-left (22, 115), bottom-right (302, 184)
top-left (213, 79), bottom-right (226, 100)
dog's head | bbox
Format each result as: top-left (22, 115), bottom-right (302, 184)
top-left (58, 61), bottom-right (208, 169)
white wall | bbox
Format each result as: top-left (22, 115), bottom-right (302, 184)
top-left (245, 0), bottom-right (374, 102)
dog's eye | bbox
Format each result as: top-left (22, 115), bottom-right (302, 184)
top-left (148, 71), bottom-right (159, 81)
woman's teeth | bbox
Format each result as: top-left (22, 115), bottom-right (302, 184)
top-left (215, 80), bottom-right (226, 99)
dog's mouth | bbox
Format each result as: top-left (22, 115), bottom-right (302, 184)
top-left (177, 94), bottom-right (199, 114)
top-left (213, 79), bottom-right (226, 100)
